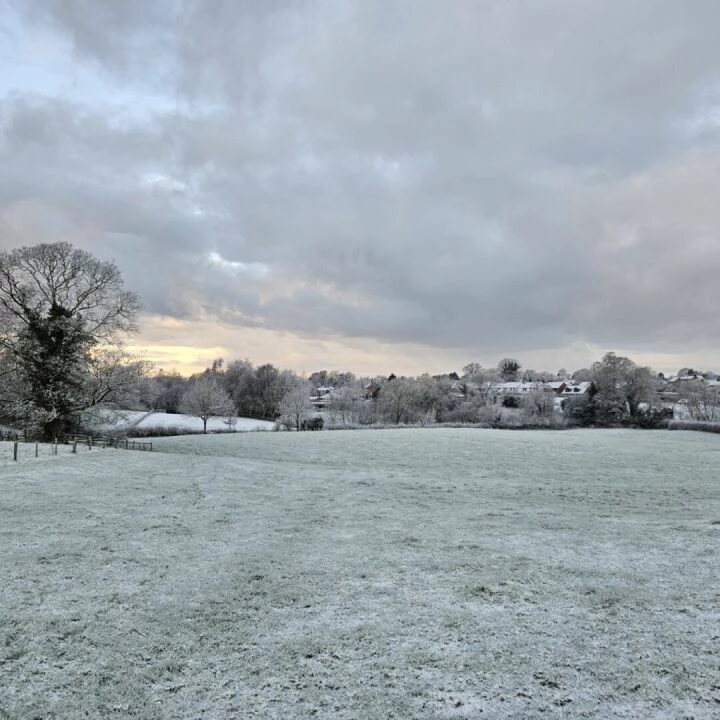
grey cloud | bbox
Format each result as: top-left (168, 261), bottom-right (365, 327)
top-left (16, 0), bottom-right (178, 82)
top-left (3, 1), bottom-right (720, 362)
top-left (574, 147), bottom-right (720, 348)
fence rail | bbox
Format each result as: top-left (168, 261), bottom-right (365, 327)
top-left (2, 433), bottom-right (153, 459)
top-left (57, 435), bottom-right (153, 452)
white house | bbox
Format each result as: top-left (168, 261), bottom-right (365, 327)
top-left (559, 381), bottom-right (592, 397)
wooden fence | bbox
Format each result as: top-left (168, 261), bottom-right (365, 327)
top-left (58, 435), bottom-right (153, 452)
top-left (2, 433), bottom-right (152, 461)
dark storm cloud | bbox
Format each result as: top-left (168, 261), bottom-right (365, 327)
top-left (3, 0), bottom-right (720, 357)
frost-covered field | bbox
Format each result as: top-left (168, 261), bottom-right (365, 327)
top-left (133, 412), bottom-right (273, 433)
top-left (2, 429), bottom-right (719, 719)
top-left (92, 410), bottom-right (274, 434)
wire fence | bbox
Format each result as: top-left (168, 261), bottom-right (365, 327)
top-left (1, 433), bottom-right (152, 462)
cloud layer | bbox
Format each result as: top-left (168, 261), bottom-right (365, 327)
top-left (2, 0), bottom-right (720, 373)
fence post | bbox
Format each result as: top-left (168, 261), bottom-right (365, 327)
top-left (125, 439), bottom-right (129, 450)
top-left (72, 439), bottom-right (77, 454)
top-left (13, 441), bottom-right (18, 461)
top-left (53, 439), bottom-right (58, 455)
top-left (87, 436), bottom-right (92, 450)
top-left (35, 442), bottom-right (38, 458)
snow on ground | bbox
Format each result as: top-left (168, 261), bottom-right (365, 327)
top-left (88, 409), bottom-right (148, 431)
top-left (134, 412), bottom-right (274, 433)
top-left (2, 429), bottom-right (719, 718)
top-left (92, 410), bottom-right (274, 434)
top-left (0, 439), bottom-right (83, 464)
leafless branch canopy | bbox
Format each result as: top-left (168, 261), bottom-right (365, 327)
top-left (0, 242), bottom-right (141, 350)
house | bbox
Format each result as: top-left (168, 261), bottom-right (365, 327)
top-left (310, 386), bottom-right (335, 408)
top-left (493, 381), bottom-right (559, 395)
top-left (545, 381), bottom-right (568, 395)
top-left (559, 381), bottom-right (592, 397)
top-left (494, 381), bottom-right (540, 395)
top-left (365, 382), bottom-right (381, 399)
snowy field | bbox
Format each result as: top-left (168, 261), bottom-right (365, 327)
top-left (1, 429), bottom-right (719, 718)
top-left (91, 410), bottom-right (274, 434)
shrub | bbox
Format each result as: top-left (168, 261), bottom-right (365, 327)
top-left (300, 417), bottom-right (324, 431)
top-left (563, 396), bottom-right (595, 426)
top-left (668, 420), bottom-right (720, 434)
top-left (626, 407), bottom-right (673, 429)
top-left (445, 400), bottom-right (483, 424)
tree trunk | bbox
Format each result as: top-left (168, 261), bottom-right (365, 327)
top-left (627, 397), bottom-right (639, 417)
top-left (42, 417), bottom-right (65, 442)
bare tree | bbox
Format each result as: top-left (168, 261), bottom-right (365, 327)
top-left (0, 242), bottom-right (142, 439)
top-left (461, 362), bottom-right (497, 406)
top-left (413, 374), bottom-right (445, 424)
top-left (245, 364), bottom-right (292, 419)
top-left (624, 365), bottom-right (658, 417)
top-left (572, 368), bottom-right (593, 382)
top-left (498, 358), bottom-right (521, 382)
top-left (0, 348), bottom-right (24, 418)
top-left (678, 379), bottom-right (719, 422)
top-left (327, 384), bottom-right (361, 425)
top-left (179, 377), bottom-right (234, 433)
top-left (520, 390), bottom-right (556, 424)
top-left (327, 370), bottom-right (356, 387)
top-left (378, 377), bottom-right (417, 425)
top-left (223, 358), bottom-right (253, 413)
top-left (132, 375), bottom-right (163, 411)
top-left (154, 370), bottom-right (188, 413)
top-left (278, 380), bottom-right (313, 430)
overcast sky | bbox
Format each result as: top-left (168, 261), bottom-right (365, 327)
top-left (2, 1), bottom-right (720, 377)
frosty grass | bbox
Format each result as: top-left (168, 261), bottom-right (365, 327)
top-left (1, 428), bottom-right (718, 718)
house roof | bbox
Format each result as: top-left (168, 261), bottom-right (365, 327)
top-left (560, 381), bottom-right (591, 394)
top-left (494, 381), bottom-right (545, 393)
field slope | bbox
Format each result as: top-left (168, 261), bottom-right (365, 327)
top-left (1, 429), bottom-right (719, 718)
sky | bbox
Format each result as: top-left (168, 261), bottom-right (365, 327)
top-left (1, 0), bottom-right (720, 378)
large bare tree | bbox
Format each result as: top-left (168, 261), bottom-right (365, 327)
top-left (378, 377), bottom-right (418, 425)
top-left (278, 380), bottom-right (313, 430)
top-left (0, 242), bottom-right (142, 438)
top-left (677, 378), bottom-right (719, 422)
top-left (461, 362), bottom-right (497, 406)
top-left (179, 378), bottom-right (234, 433)
top-left (497, 358), bottom-right (521, 382)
